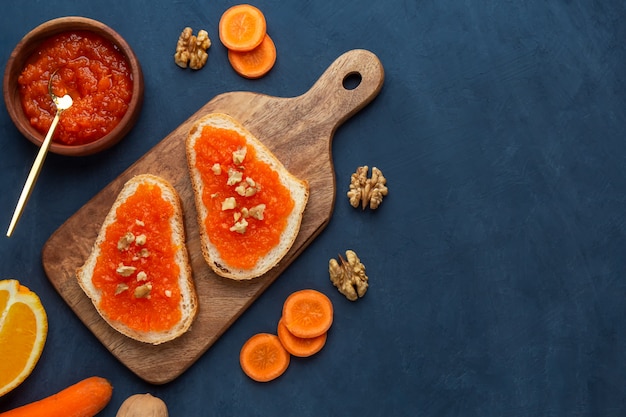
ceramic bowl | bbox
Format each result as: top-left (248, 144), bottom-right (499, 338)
top-left (3, 16), bottom-right (144, 156)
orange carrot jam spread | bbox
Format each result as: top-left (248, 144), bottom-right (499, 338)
top-left (92, 183), bottom-right (181, 332)
top-left (18, 31), bottom-right (133, 146)
top-left (194, 125), bottom-right (295, 269)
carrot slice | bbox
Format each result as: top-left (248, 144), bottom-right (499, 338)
top-left (282, 289), bottom-right (333, 339)
top-left (277, 317), bottom-right (327, 357)
top-left (219, 4), bottom-right (267, 52)
top-left (0, 376), bottom-right (113, 417)
top-left (240, 333), bottom-right (290, 382)
top-left (227, 33), bottom-right (276, 79)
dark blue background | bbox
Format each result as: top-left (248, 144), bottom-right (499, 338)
top-left (1, 1), bottom-right (626, 416)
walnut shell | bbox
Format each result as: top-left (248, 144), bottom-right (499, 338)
top-left (116, 393), bottom-right (168, 417)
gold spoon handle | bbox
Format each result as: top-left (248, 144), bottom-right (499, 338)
top-left (6, 110), bottom-right (62, 237)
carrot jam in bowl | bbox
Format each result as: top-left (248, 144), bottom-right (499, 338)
top-left (3, 17), bottom-right (144, 156)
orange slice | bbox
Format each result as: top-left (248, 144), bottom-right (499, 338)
top-left (0, 279), bottom-right (48, 397)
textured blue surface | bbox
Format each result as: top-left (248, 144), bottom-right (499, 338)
top-left (1, 1), bottom-right (626, 416)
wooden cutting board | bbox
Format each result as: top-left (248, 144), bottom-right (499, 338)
top-left (42, 49), bottom-right (384, 384)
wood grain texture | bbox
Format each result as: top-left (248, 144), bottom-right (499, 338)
top-left (41, 49), bottom-right (384, 384)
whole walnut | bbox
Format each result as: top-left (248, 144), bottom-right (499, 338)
top-left (329, 250), bottom-right (368, 301)
top-left (174, 27), bottom-right (211, 70)
top-left (347, 166), bottom-right (388, 210)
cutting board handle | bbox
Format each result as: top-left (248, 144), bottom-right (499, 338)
top-left (298, 49), bottom-right (384, 129)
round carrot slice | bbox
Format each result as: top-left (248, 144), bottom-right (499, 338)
top-left (277, 317), bottom-right (327, 357)
top-left (282, 289), bottom-right (333, 339)
top-left (227, 33), bottom-right (277, 79)
top-left (219, 4), bottom-right (267, 52)
top-left (240, 333), bottom-right (290, 382)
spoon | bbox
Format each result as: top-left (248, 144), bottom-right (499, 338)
top-left (6, 70), bottom-right (73, 237)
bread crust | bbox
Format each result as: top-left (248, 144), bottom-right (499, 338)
top-left (186, 113), bottom-right (309, 280)
top-left (76, 174), bottom-right (198, 345)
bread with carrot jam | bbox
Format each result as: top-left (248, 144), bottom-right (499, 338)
top-left (76, 174), bottom-right (197, 345)
top-left (186, 113), bottom-right (309, 280)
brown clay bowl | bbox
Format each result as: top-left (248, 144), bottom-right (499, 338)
top-left (3, 16), bottom-right (144, 156)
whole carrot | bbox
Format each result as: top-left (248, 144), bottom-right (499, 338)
top-left (0, 376), bottom-right (113, 417)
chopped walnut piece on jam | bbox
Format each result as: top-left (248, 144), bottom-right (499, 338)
top-left (232, 147), bottom-right (247, 164)
top-left (212, 163), bottom-right (222, 175)
top-left (134, 282), bottom-right (153, 299)
top-left (115, 283), bottom-right (129, 295)
top-left (235, 176), bottom-right (259, 197)
top-left (230, 218), bottom-right (249, 234)
top-left (135, 234), bottom-right (147, 245)
top-left (235, 184), bottom-right (247, 196)
top-left (221, 197), bottom-right (237, 211)
top-left (227, 168), bottom-right (243, 186)
top-left (136, 271), bottom-right (148, 282)
top-left (248, 204), bottom-right (266, 220)
top-left (117, 232), bottom-right (135, 251)
top-left (329, 250), bottom-right (369, 301)
top-left (116, 263), bottom-right (136, 277)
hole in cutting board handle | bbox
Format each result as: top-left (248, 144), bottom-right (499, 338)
top-left (342, 72), bottom-right (362, 90)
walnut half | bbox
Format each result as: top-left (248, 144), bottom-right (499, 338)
top-left (347, 166), bottom-right (388, 210)
top-left (174, 27), bottom-right (211, 70)
top-left (329, 250), bottom-right (368, 301)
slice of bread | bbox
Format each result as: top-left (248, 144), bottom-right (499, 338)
top-left (76, 174), bottom-right (197, 345)
top-left (186, 113), bottom-right (309, 280)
